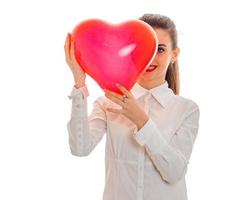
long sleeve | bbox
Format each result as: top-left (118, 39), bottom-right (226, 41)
top-left (67, 85), bottom-right (107, 157)
top-left (132, 103), bottom-right (200, 184)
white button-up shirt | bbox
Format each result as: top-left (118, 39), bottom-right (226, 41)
top-left (67, 81), bottom-right (200, 200)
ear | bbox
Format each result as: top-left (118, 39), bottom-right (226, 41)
top-left (171, 47), bottom-right (180, 62)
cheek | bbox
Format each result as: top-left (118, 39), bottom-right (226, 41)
top-left (157, 51), bottom-right (171, 61)
top-left (155, 56), bottom-right (171, 74)
top-left (157, 55), bottom-right (170, 68)
top-left (156, 65), bottom-right (168, 74)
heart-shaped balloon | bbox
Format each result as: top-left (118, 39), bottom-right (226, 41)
top-left (71, 19), bottom-right (157, 95)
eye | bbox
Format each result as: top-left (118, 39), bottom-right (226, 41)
top-left (157, 47), bottom-right (165, 53)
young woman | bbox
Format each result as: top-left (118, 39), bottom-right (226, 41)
top-left (65, 13), bottom-right (200, 200)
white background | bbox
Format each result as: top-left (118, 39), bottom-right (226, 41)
top-left (0, 0), bottom-right (250, 199)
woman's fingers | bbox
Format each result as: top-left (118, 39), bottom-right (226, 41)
top-left (69, 37), bottom-right (77, 65)
top-left (104, 89), bottom-right (124, 102)
top-left (116, 84), bottom-right (134, 99)
top-left (64, 33), bottom-right (72, 65)
top-left (67, 33), bottom-right (72, 60)
top-left (104, 84), bottom-right (134, 102)
top-left (105, 92), bottom-right (124, 107)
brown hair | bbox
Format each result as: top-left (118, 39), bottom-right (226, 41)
top-left (139, 14), bottom-right (180, 95)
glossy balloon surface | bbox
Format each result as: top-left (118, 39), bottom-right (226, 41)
top-left (71, 19), bottom-right (157, 95)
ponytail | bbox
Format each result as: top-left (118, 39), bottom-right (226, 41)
top-left (165, 60), bottom-right (180, 95)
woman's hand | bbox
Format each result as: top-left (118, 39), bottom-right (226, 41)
top-left (104, 84), bottom-right (149, 130)
top-left (64, 33), bottom-right (86, 87)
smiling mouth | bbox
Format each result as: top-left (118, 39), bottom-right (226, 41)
top-left (146, 65), bottom-right (158, 72)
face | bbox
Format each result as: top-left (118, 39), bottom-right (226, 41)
top-left (138, 28), bottom-right (180, 85)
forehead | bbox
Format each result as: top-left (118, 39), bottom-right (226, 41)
top-left (153, 28), bottom-right (171, 45)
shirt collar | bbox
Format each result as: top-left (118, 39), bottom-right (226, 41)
top-left (130, 81), bottom-right (174, 108)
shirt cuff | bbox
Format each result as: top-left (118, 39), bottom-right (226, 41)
top-left (68, 85), bottom-right (89, 99)
top-left (132, 118), bottom-right (171, 154)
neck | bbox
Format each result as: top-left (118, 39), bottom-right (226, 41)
top-left (137, 78), bottom-right (166, 90)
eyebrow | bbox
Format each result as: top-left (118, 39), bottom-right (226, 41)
top-left (158, 44), bottom-right (167, 47)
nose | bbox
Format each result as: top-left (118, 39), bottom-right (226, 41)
top-left (149, 57), bottom-right (158, 66)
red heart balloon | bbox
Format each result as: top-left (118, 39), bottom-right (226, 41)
top-left (71, 19), bottom-right (157, 95)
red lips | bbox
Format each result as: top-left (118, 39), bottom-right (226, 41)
top-left (146, 65), bottom-right (158, 72)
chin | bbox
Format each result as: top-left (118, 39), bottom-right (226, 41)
top-left (138, 75), bottom-right (155, 82)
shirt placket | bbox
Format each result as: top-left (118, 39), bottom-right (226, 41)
top-left (137, 92), bottom-right (151, 200)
